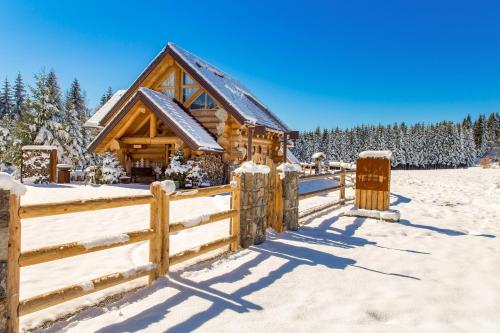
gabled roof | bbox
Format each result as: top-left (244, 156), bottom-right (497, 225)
top-left (96, 43), bottom-right (291, 132)
top-left (169, 43), bottom-right (290, 132)
top-left (88, 88), bottom-right (223, 153)
top-left (84, 90), bottom-right (126, 128)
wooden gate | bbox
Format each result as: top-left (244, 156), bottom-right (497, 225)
top-left (266, 160), bottom-right (283, 233)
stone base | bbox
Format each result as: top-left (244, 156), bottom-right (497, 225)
top-left (344, 207), bottom-right (400, 222)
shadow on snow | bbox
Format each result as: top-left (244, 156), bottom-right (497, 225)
top-left (43, 210), bottom-right (425, 333)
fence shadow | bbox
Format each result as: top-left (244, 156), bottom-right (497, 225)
top-left (42, 212), bottom-right (425, 333)
top-left (87, 236), bottom-right (356, 333)
top-left (390, 193), bottom-right (412, 206)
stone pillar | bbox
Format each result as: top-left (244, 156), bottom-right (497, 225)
top-left (238, 172), bottom-right (269, 248)
top-left (0, 189), bottom-right (9, 331)
top-left (281, 171), bottom-right (300, 231)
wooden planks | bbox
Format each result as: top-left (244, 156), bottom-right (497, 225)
top-left (19, 265), bottom-right (156, 316)
top-left (299, 185), bottom-right (342, 200)
top-left (170, 209), bottom-right (238, 233)
top-left (169, 236), bottom-right (236, 266)
top-left (19, 229), bottom-right (155, 267)
top-left (20, 195), bottom-right (154, 219)
top-left (170, 184), bottom-right (234, 201)
top-left (355, 190), bottom-right (389, 210)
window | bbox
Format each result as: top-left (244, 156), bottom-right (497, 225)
top-left (188, 92), bottom-right (218, 110)
top-left (182, 71), bottom-right (198, 102)
top-left (158, 71), bottom-right (175, 97)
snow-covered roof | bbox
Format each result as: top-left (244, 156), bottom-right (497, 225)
top-left (84, 90), bottom-right (127, 128)
top-left (311, 152), bottom-right (326, 159)
top-left (168, 43), bottom-right (290, 132)
top-left (358, 150), bottom-right (393, 160)
top-left (139, 88), bottom-right (223, 152)
top-left (287, 150), bottom-right (301, 164)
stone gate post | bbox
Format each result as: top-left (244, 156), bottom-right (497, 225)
top-left (234, 163), bottom-right (270, 248)
top-left (281, 170), bottom-right (300, 231)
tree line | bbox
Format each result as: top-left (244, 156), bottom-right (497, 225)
top-left (0, 70), bottom-right (114, 171)
top-left (291, 113), bottom-right (500, 168)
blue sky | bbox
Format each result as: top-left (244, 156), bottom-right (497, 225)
top-left (1, 0), bottom-right (499, 130)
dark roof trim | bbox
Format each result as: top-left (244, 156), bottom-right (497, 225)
top-left (88, 90), bottom-right (223, 153)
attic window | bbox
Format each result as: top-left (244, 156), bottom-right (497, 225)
top-left (158, 71), bottom-right (175, 98)
top-left (181, 71), bottom-right (199, 102)
top-left (195, 61), bottom-right (203, 68)
top-left (189, 92), bottom-right (218, 110)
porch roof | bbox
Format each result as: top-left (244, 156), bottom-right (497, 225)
top-left (88, 88), bottom-right (224, 153)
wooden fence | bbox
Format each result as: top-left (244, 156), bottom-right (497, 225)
top-left (7, 178), bottom-right (240, 333)
top-left (298, 167), bottom-right (355, 218)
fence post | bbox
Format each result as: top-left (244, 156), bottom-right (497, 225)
top-left (0, 189), bottom-right (21, 333)
top-left (160, 189), bottom-right (170, 276)
top-left (230, 175), bottom-right (241, 252)
top-left (281, 170), bottom-right (300, 231)
top-left (148, 183), bottom-right (161, 284)
top-left (340, 166), bottom-right (346, 205)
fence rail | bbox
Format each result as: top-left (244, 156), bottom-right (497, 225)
top-left (7, 178), bottom-right (241, 333)
top-left (19, 194), bottom-right (155, 219)
top-left (298, 166), bottom-right (349, 217)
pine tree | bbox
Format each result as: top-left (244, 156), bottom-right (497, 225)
top-left (473, 114), bottom-right (487, 156)
top-left (99, 86), bottom-right (114, 107)
top-left (0, 78), bottom-right (14, 119)
top-left (28, 70), bottom-right (69, 163)
top-left (64, 79), bottom-right (88, 167)
top-left (13, 73), bottom-right (26, 120)
top-left (99, 152), bottom-right (124, 184)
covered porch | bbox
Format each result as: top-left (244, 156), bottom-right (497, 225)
top-left (88, 88), bottom-right (224, 182)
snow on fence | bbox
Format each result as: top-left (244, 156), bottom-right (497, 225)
top-left (5, 180), bottom-right (241, 332)
top-left (298, 166), bottom-right (355, 218)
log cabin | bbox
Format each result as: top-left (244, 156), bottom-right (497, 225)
top-left (85, 42), bottom-right (298, 182)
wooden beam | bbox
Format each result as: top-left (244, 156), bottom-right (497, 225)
top-left (150, 114), bottom-right (157, 138)
top-left (130, 113), bottom-right (152, 136)
top-left (121, 137), bottom-right (182, 145)
top-left (19, 229), bottom-right (155, 267)
top-left (169, 236), bottom-right (236, 266)
top-left (20, 195), bottom-right (154, 219)
top-left (169, 184), bottom-right (235, 201)
top-left (169, 209), bottom-right (238, 233)
top-left (19, 265), bottom-right (156, 316)
top-left (7, 194), bottom-right (21, 333)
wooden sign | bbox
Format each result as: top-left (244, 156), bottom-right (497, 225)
top-left (355, 157), bottom-right (391, 211)
top-left (356, 158), bottom-right (390, 191)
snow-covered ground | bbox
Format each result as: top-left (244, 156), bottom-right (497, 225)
top-left (21, 168), bottom-right (500, 332)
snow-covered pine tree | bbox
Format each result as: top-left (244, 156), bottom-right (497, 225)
top-left (13, 73), bottom-right (26, 120)
top-left (99, 152), bottom-right (124, 184)
top-left (486, 113), bottom-right (498, 148)
top-left (473, 114), bottom-right (487, 157)
top-left (28, 70), bottom-right (69, 163)
top-left (0, 78), bottom-right (14, 119)
top-left (63, 79), bottom-right (88, 167)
